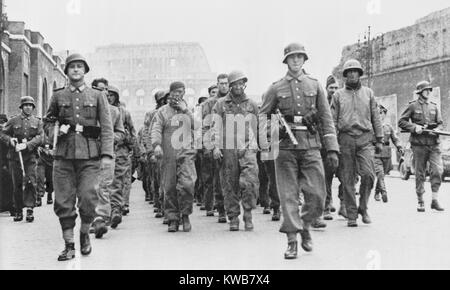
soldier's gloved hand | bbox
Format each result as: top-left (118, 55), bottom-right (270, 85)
top-left (60, 124), bottom-right (70, 135)
top-left (326, 151), bottom-right (339, 172)
top-left (415, 125), bottom-right (424, 135)
top-left (154, 145), bottom-right (164, 159)
top-left (213, 147), bottom-right (223, 160)
top-left (397, 147), bottom-right (405, 155)
top-left (15, 143), bottom-right (27, 152)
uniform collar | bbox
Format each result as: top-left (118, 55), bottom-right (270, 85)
top-left (285, 69), bottom-right (307, 82)
top-left (69, 83), bottom-right (87, 93)
top-left (225, 93), bottom-right (248, 103)
top-left (418, 97), bottom-right (429, 104)
top-left (21, 112), bottom-right (31, 120)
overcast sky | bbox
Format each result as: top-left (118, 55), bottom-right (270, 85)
top-left (4, 0), bottom-right (450, 95)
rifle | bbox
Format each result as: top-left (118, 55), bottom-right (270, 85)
top-left (275, 109), bottom-right (299, 146)
top-left (401, 129), bottom-right (450, 137)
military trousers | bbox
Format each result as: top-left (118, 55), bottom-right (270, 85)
top-left (163, 150), bottom-right (196, 221)
top-left (149, 157), bottom-right (162, 209)
top-left (374, 158), bottom-right (387, 195)
top-left (412, 145), bottom-right (443, 200)
top-left (37, 155), bottom-right (53, 198)
top-left (201, 150), bottom-right (216, 212)
top-left (9, 156), bottom-right (37, 211)
top-left (53, 159), bottom-right (100, 230)
top-left (109, 147), bottom-right (131, 212)
top-left (123, 161), bottom-right (132, 207)
top-left (220, 149), bottom-right (258, 219)
top-left (338, 133), bottom-right (376, 220)
top-left (275, 149), bottom-right (325, 234)
top-left (95, 158), bottom-right (116, 219)
top-left (321, 149), bottom-right (337, 211)
top-left (258, 158), bottom-right (280, 210)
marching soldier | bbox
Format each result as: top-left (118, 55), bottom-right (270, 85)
top-left (151, 82), bottom-right (197, 232)
top-left (201, 75), bottom-right (229, 223)
top-left (398, 81), bottom-right (445, 212)
top-left (0, 114), bottom-right (14, 215)
top-left (141, 90), bottom-right (169, 218)
top-left (91, 80), bottom-right (126, 239)
top-left (119, 101), bottom-right (139, 217)
top-left (0, 97), bottom-right (43, 222)
top-left (331, 59), bottom-right (383, 227)
top-left (36, 136), bottom-right (54, 206)
top-left (44, 53), bottom-right (114, 261)
top-left (374, 104), bottom-right (404, 203)
top-left (320, 75), bottom-right (340, 221)
top-left (212, 71), bottom-right (260, 232)
top-left (106, 85), bottom-right (133, 228)
top-left (260, 43), bottom-right (339, 259)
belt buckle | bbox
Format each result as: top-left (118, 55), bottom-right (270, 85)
top-left (294, 116), bottom-right (303, 124)
top-left (75, 124), bottom-right (84, 134)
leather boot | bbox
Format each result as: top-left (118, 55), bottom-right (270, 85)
top-left (110, 209), bottom-right (122, 229)
top-left (347, 219), bottom-right (358, 227)
top-left (35, 196), bottom-right (42, 207)
top-left (229, 217), bottom-right (239, 231)
top-left (382, 192), bottom-right (388, 203)
top-left (417, 201), bottom-right (425, 212)
top-left (168, 220), bottom-right (179, 233)
top-left (122, 205), bottom-right (130, 216)
top-left (311, 218), bottom-right (327, 229)
top-left (93, 217), bottom-right (108, 239)
top-left (358, 208), bottom-right (372, 224)
top-left (299, 229), bottom-right (313, 252)
top-left (182, 215), bottom-right (192, 232)
top-left (284, 241), bottom-right (298, 260)
top-left (57, 243), bottom-right (75, 261)
top-left (323, 210), bottom-right (333, 221)
top-left (47, 192), bottom-right (53, 205)
top-left (431, 200), bottom-right (445, 211)
top-left (13, 210), bottom-right (23, 222)
top-left (80, 232), bottom-right (92, 256)
top-left (218, 210), bottom-right (227, 224)
top-left (243, 211), bottom-right (254, 231)
top-left (272, 208), bottom-right (281, 221)
top-left (263, 207), bottom-right (271, 215)
top-left (26, 209), bottom-right (34, 223)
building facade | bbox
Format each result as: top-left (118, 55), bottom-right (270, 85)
top-left (1, 21), bottom-right (66, 117)
top-left (87, 42), bottom-right (216, 126)
top-left (334, 8), bottom-right (450, 140)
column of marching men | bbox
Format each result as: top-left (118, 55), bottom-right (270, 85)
top-left (0, 43), bottom-right (446, 261)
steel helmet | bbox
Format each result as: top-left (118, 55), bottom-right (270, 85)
top-left (107, 85), bottom-right (120, 96)
top-left (415, 81), bottom-right (433, 94)
top-left (20, 96), bottom-right (36, 109)
top-left (282, 43), bottom-right (309, 64)
top-left (64, 53), bottom-right (90, 75)
top-left (228, 70), bottom-right (248, 86)
top-left (343, 59), bottom-right (364, 77)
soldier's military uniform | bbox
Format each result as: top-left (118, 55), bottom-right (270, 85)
top-left (374, 106), bottom-right (403, 202)
top-left (44, 53), bottom-right (114, 261)
top-left (0, 99), bottom-right (43, 222)
top-left (119, 102), bottom-right (139, 216)
top-left (0, 114), bottom-right (14, 214)
top-left (257, 151), bottom-right (280, 220)
top-left (201, 95), bottom-right (226, 221)
top-left (94, 101), bottom-right (125, 235)
top-left (398, 81), bottom-right (444, 211)
top-left (36, 138), bottom-right (55, 206)
top-left (151, 82), bottom-right (197, 232)
top-left (331, 59), bottom-right (383, 226)
top-left (212, 71), bottom-right (260, 231)
top-left (260, 66), bottom-right (339, 242)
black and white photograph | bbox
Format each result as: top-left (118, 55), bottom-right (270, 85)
top-left (1, 0), bottom-right (450, 273)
